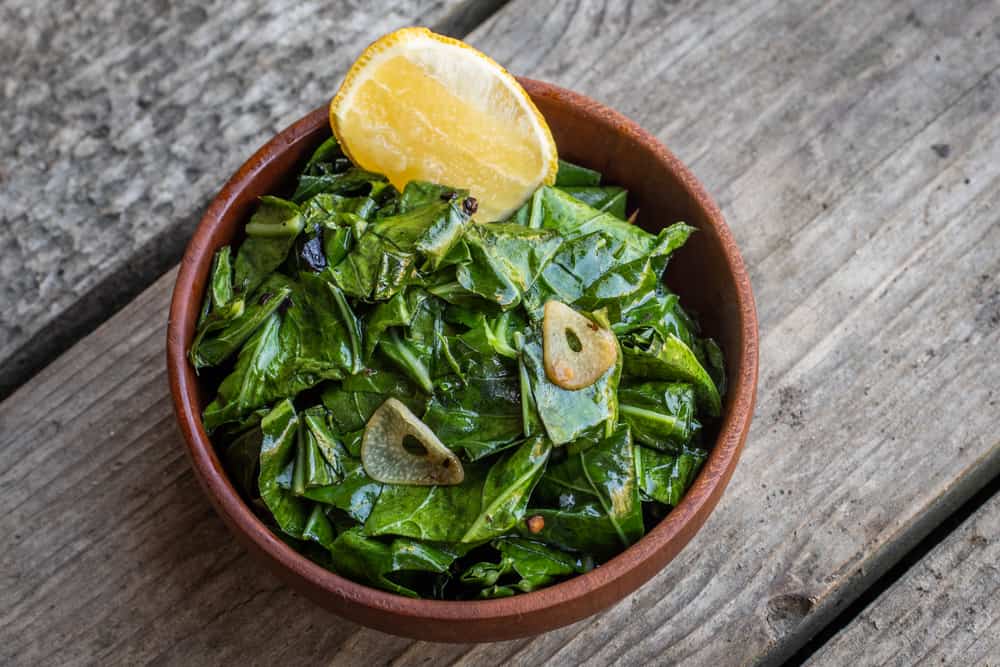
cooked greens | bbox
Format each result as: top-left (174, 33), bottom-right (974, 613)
top-left (193, 137), bottom-right (724, 599)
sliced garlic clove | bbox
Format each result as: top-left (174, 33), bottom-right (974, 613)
top-left (542, 300), bottom-right (618, 390)
top-left (361, 398), bottom-right (464, 486)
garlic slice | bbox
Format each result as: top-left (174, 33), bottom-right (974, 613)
top-left (542, 300), bottom-right (618, 390)
top-left (361, 398), bottom-right (464, 486)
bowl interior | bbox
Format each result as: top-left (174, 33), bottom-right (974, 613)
top-left (168, 79), bottom-right (757, 642)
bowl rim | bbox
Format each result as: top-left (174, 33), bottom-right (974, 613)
top-left (167, 77), bottom-right (758, 631)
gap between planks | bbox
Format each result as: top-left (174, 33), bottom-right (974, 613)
top-left (793, 460), bottom-right (1000, 664)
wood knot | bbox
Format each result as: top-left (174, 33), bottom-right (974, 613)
top-left (765, 593), bottom-right (815, 636)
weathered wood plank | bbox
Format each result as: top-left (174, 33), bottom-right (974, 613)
top-left (337, 0), bottom-right (1000, 664)
top-left (0, 270), bottom-right (366, 666)
top-left (0, 0), bottom-right (502, 397)
top-left (1, 0), bottom-right (999, 665)
top-left (808, 492), bottom-right (1000, 665)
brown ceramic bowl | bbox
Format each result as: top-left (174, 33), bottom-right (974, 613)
top-left (166, 78), bottom-right (758, 642)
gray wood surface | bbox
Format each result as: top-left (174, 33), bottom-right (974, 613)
top-left (2, 0), bottom-right (999, 665)
top-left (0, 0), bottom-right (501, 396)
top-left (808, 493), bottom-right (1000, 666)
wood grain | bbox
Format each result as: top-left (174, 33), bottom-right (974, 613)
top-left (2, 0), bottom-right (1000, 664)
top-left (0, 0), bottom-right (501, 397)
top-left (808, 492), bottom-right (1000, 665)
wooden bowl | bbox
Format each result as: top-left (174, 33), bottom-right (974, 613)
top-left (166, 78), bottom-right (758, 642)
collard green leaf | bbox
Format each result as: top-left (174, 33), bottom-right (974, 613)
top-left (619, 381), bottom-right (700, 452)
top-left (302, 504), bottom-right (337, 551)
top-left (321, 366), bottom-right (425, 434)
top-left (364, 463), bottom-right (489, 542)
top-left (635, 444), bottom-right (707, 506)
top-left (362, 288), bottom-right (429, 360)
top-left (301, 457), bottom-right (383, 523)
top-left (365, 437), bottom-right (550, 543)
top-left (517, 505), bottom-right (624, 561)
top-left (326, 527), bottom-right (460, 598)
top-left (292, 166), bottom-right (387, 204)
top-left (460, 537), bottom-right (592, 597)
top-left (190, 279), bottom-right (290, 369)
top-left (301, 407), bottom-right (348, 485)
top-left (613, 291), bottom-right (700, 349)
top-left (529, 425), bottom-right (643, 559)
top-left (234, 196), bottom-right (303, 295)
top-left (397, 181), bottom-right (469, 213)
top-left (202, 312), bottom-right (283, 431)
top-left (461, 437), bottom-right (551, 543)
top-left (455, 223), bottom-right (562, 310)
top-left (519, 326), bottom-right (620, 445)
top-left (379, 329), bottom-right (435, 394)
top-left (554, 159), bottom-right (601, 187)
top-left (422, 376), bottom-right (524, 461)
top-left (196, 246), bottom-right (242, 328)
top-left (700, 337), bottom-right (728, 398)
top-left (258, 400), bottom-right (309, 539)
top-left (620, 333), bottom-right (721, 417)
top-left (523, 221), bottom-right (693, 320)
top-left (202, 273), bottom-right (363, 430)
top-left (330, 199), bottom-right (470, 300)
top-left (559, 186), bottom-right (627, 219)
top-left (222, 420), bottom-right (263, 501)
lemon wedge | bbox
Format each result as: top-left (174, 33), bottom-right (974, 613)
top-left (330, 27), bottom-right (558, 221)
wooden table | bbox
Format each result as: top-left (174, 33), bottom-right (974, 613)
top-left (2, 1), bottom-right (998, 664)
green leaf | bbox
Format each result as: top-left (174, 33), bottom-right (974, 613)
top-left (189, 279), bottom-right (290, 369)
top-left (613, 291), bottom-right (700, 349)
top-left (635, 444), bottom-right (707, 506)
top-left (258, 400), bottom-right (309, 539)
top-left (422, 376), bottom-right (524, 460)
top-left (620, 333), bottom-right (721, 417)
top-left (363, 463), bottom-right (489, 542)
top-left (221, 417), bottom-right (264, 500)
top-left (301, 135), bottom-right (347, 175)
top-left (330, 199), bottom-right (470, 300)
top-left (326, 527), bottom-right (461, 598)
top-left (618, 381), bottom-right (700, 452)
top-left (292, 166), bottom-right (387, 204)
top-left (523, 220), bottom-right (693, 320)
top-left (300, 407), bottom-right (348, 485)
top-left (362, 288), bottom-right (429, 360)
top-left (455, 223), bottom-right (562, 309)
top-left (461, 436), bottom-right (551, 542)
top-left (397, 181), bottom-right (468, 213)
top-left (558, 186), bottom-right (627, 219)
top-left (202, 274), bottom-right (363, 430)
top-left (300, 457), bottom-right (383, 523)
top-left (529, 425), bottom-right (643, 559)
top-left (196, 246), bottom-right (243, 327)
top-left (234, 196), bottom-right (303, 295)
top-left (554, 159), bottom-right (601, 186)
top-left (460, 537), bottom-right (592, 597)
top-left (321, 366), bottom-right (426, 433)
top-left (302, 504), bottom-right (337, 551)
top-left (365, 437), bottom-right (550, 543)
top-left (518, 325), bottom-right (621, 445)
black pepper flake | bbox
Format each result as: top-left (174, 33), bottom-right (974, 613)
top-left (300, 230), bottom-right (326, 272)
top-left (440, 191), bottom-right (458, 202)
top-left (278, 296), bottom-right (294, 314)
top-left (462, 196), bottom-right (478, 215)
top-left (258, 291), bottom-right (273, 305)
